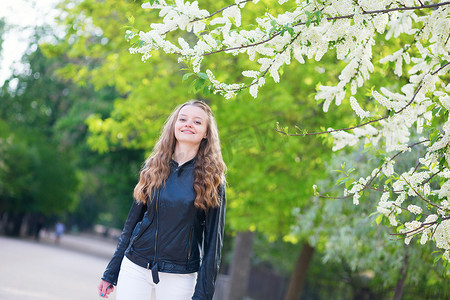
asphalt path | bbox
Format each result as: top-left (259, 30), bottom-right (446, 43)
top-left (0, 235), bottom-right (118, 300)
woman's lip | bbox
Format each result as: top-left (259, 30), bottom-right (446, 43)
top-left (181, 130), bottom-right (195, 134)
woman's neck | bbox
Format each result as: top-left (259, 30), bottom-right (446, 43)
top-left (173, 143), bottom-right (199, 166)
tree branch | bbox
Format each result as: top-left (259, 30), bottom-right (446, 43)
top-left (316, 139), bottom-right (431, 198)
top-left (196, 2), bottom-right (450, 57)
top-left (200, 0), bottom-right (252, 20)
top-left (390, 221), bottom-right (435, 237)
top-left (390, 216), bottom-right (450, 238)
top-left (327, 1), bottom-right (449, 22)
top-left (275, 60), bottom-right (450, 137)
top-left (214, 30), bottom-right (302, 93)
top-left (401, 174), bottom-right (441, 210)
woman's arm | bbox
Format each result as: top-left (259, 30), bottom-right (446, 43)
top-left (101, 199), bottom-right (147, 286)
top-left (192, 184), bottom-right (226, 300)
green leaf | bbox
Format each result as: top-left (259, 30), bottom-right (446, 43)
top-left (336, 176), bottom-right (350, 185)
top-left (434, 254), bottom-right (442, 264)
top-left (430, 130), bottom-right (440, 145)
top-left (440, 156), bottom-right (446, 168)
top-left (287, 27), bottom-right (294, 36)
top-left (203, 85), bottom-right (211, 96)
top-left (129, 35), bottom-right (140, 44)
top-left (269, 27), bottom-right (277, 36)
top-left (375, 214), bottom-right (383, 225)
top-left (198, 72), bottom-right (209, 80)
top-left (345, 179), bottom-right (355, 189)
top-left (427, 103), bottom-right (436, 112)
top-left (182, 73), bottom-right (194, 81)
top-left (194, 78), bottom-right (205, 92)
top-left (433, 107), bottom-right (441, 115)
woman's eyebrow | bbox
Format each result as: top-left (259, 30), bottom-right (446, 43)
top-left (179, 113), bottom-right (204, 120)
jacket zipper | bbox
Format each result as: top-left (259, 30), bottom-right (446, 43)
top-left (187, 227), bottom-right (193, 264)
top-left (152, 192), bottom-right (159, 267)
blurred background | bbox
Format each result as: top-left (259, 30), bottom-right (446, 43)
top-left (0, 0), bottom-right (449, 299)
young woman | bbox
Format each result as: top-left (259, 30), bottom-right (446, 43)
top-left (98, 100), bottom-right (227, 300)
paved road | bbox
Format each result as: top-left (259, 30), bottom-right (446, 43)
top-left (0, 235), bottom-right (118, 300)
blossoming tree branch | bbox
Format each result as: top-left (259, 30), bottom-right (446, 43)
top-left (127, 0), bottom-right (450, 261)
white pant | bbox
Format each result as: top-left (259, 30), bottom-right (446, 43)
top-left (116, 256), bottom-right (197, 300)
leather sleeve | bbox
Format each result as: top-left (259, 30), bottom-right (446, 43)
top-left (101, 199), bottom-right (146, 285)
top-left (192, 184), bottom-right (226, 300)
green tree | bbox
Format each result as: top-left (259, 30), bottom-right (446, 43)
top-left (0, 24), bottom-right (143, 234)
top-left (0, 121), bottom-right (79, 235)
top-left (0, 30), bottom-right (81, 234)
top-left (290, 146), bottom-right (450, 299)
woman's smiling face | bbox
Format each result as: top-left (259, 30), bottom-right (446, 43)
top-left (174, 104), bottom-right (208, 147)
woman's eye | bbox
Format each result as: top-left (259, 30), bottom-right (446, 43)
top-left (195, 121), bottom-right (201, 125)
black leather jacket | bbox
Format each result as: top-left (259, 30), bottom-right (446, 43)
top-left (101, 158), bottom-right (226, 300)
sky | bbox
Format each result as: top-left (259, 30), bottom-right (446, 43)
top-left (0, 0), bottom-right (61, 85)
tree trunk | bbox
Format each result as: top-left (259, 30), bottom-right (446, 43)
top-left (6, 212), bottom-right (25, 236)
top-left (227, 231), bottom-right (255, 300)
top-left (283, 243), bottom-right (315, 300)
top-left (393, 252), bottom-right (409, 300)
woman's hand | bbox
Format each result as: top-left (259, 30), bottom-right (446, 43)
top-left (98, 279), bottom-right (115, 298)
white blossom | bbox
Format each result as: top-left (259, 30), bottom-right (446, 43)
top-left (420, 230), bottom-right (429, 245)
top-left (407, 204), bottom-right (422, 215)
top-left (424, 214), bottom-right (438, 224)
top-left (249, 83), bottom-right (259, 98)
top-left (434, 220), bottom-right (450, 250)
top-left (223, 5), bottom-right (241, 27)
top-left (444, 250), bottom-right (450, 262)
top-left (388, 214), bottom-right (397, 226)
top-left (353, 193), bottom-right (360, 205)
top-left (349, 96), bottom-right (371, 119)
top-left (382, 159), bottom-right (395, 177)
top-left (439, 182), bottom-right (450, 200)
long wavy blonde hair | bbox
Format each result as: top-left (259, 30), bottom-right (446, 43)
top-left (133, 100), bottom-right (226, 211)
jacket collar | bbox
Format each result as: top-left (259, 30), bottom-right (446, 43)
top-left (170, 156), bottom-right (196, 170)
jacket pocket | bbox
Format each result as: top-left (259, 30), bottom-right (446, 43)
top-left (130, 212), bottom-right (151, 246)
top-left (187, 226), bottom-right (193, 263)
